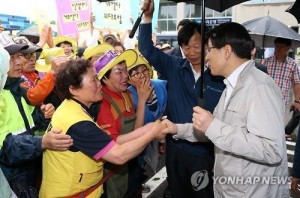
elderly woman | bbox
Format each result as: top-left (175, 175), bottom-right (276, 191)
top-left (39, 59), bottom-right (166, 198)
top-left (95, 49), bottom-right (149, 197)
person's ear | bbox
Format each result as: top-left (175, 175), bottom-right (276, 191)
top-left (223, 44), bottom-right (232, 60)
top-left (69, 85), bottom-right (78, 96)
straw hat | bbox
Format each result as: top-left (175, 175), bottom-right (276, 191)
top-left (83, 44), bottom-right (114, 60)
top-left (127, 53), bottom-right (153, 76)
top-left (94, 49), bottom-right (138, 80)
top-left (35, 47), bottom-right (65, 72)
top-left (53, 36), bottom-right (78, 54)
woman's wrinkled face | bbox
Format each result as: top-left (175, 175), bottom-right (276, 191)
top-left (104, 62), bottom-right (129, 93)
top-left (74, 67), bottom-right (102, 107)
top-left (8, 52), bottom-right (25, 77)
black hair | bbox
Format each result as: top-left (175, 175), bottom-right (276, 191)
top-left (251, 39), bottom-right (256, 50)
top-left (274, 37), bottom-right (291, 46)
top-left (206, 22), bottom-right (252, 59)
top-left (113, 41), bottom-right (125, 51)
top-left (177, 19), bottom-right (193, 30)
top-left (177, 21), bottom-right (201, 47)
top-left (56, 59), bottom-right (91, 99)
top-left (56, 41), bottom-right (72, 47)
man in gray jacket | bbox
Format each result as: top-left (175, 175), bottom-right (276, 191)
top-left (163, 22), bottom-right (289, 198)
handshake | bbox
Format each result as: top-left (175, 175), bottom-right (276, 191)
top-left (148, 106), bottom-right (215, 143)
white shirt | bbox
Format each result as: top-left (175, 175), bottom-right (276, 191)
top-left (223, 60), bottom-right (250, 108)
top-left (191, 64), bottom-right (201, 82)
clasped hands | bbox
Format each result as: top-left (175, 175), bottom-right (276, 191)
top-left (161, 106), bottom-right (214, 135)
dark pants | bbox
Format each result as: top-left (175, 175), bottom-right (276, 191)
top-left (126, 157), bottom-right (147, 198)
top-left (165, 137), bottom-right (214, 198)
top-left (285, 109), bottom-right (300, 135)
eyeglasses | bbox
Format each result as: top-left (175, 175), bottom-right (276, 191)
top-left (23, 53), bottom-right (36, 60)
top-left (206, 46), bottom-right (216, 53)
top-left (130, 69), bottom-right (150, 79)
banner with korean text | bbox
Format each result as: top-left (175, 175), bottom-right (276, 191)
top-left (55, 0), bottom-right (91, 36)
top-left (93, 0), bottom-right (159, 32)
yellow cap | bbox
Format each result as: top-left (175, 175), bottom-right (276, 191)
top-left (127, 53), bottom-right (153, 77)
top-left (35, 47), bottom-right (65, 72)
top-left (83, 44), bottom-right (114, 60)
top-left (53, 36), bottom-right (78, 55)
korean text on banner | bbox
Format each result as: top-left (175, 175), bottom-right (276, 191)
top-left (93, 0), bottom-right (159, 32)
top-left (55, 0), bottom-right (91, 36)
top-left (93, 0), bottom-right (131, 30)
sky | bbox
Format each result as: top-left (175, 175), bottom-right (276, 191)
top-left (0, 0), bottom-right (57, 21)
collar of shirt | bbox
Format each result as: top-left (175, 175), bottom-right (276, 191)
top-left (190, 63), bottom-right (208, 82)
top-left (223, 60), bottom-right (250, 108)
top-left (223, 60), bottom-right (250, 90)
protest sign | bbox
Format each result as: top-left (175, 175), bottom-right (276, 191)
top-left (93, 0), bottom-right (159, 32)
top-left (55, 0), bottom-right (91, 35)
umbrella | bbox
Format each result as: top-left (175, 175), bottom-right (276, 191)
top-left (167, 0), bottom-right (249, 102)
top-left (285, 0), bottom-right (300, 24)
top-left (169, 0), bottom-right (249, 12)
top-left (17, 23), bottom-right (40, 44)
top-left (16, 23), bottom-right (58, 44)
top-left (242, 16), bottom-right (300, 48)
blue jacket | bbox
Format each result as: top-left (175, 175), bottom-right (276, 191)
top-left (128, 79), bottom-right (167, 171)
top-left (138, 23), bottom-right (225, 156)
top-left (128, 79), bottom-right (167, 123)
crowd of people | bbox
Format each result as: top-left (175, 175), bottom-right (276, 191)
top-left (0, 0), bottom-right (300, 197)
